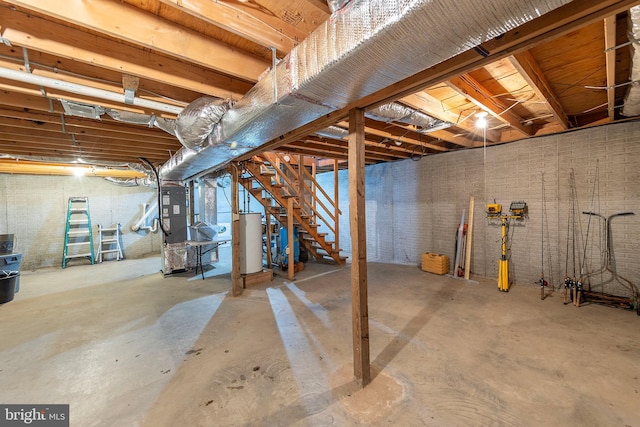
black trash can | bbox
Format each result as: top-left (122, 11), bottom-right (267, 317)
top-left (0, 271), bottom-right (19, 304)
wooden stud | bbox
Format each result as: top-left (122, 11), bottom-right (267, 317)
top-left (231, 163), bottom-right (243, 297)
top-left (464, 197), bottom-right (474, 280)
top-left (298, 154), bottom-right (305, 216)
top-left (287, 197), bottom-right (295, 281)
top-left (348, 107), bottom-right (370, 387)
top-left (334, 158), bottom-right (340, 254)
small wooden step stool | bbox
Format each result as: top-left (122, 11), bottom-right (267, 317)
top-left (62, 197), bottom-right (95, 268)
top-left (97, 224), bottom-right (123, 262)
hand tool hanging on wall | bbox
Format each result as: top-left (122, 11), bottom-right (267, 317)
top-left (538, 173), bottom-right (548, 300)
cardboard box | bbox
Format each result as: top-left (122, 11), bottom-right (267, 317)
top-left (421, 252), bottom-right (449, 275)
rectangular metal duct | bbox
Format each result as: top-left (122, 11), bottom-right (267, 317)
top-left (160, 0), bottom-right (572, 181)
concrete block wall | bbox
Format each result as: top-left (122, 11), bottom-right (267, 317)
top-left (316, 121), bottom-right (640, 296)
top-left (0, 174), bottom-right (162, 270)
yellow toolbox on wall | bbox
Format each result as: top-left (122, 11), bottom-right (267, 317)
top-left (421, 252), bottom-right (450, 275)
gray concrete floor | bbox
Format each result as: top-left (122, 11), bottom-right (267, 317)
top-left (1, 252), bottom-right (639, 426)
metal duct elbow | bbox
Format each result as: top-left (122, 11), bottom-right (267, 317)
top-left (154, 117), bottom-right (177, 136)
top-left (366, 103), bottom-right (452, 133)
top-left (174, 97), bottom-right (232, 151)
top-left (106, 109), bottom-right (155, 126)
top-left (622, 6), bottom-right (640, 117)
top-left (315, 126), bottom-right (349, 140)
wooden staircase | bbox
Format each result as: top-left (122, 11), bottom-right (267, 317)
top-left (239, 153), bottom-right (346, 265)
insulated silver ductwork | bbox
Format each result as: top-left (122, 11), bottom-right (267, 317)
top-left (315, 126), bottom-right (349, 140)
top-left (622, 6), bottom-right (640, 117)
top-left (366, 103), bottom-right (453, 133)
top-left (106, 109), bottom-right (155, 127)
top-left (103, 177), bottom-right (156, 187)
top-left (160, 0), bottom-right (572, 181)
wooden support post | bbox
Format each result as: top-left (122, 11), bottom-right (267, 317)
top-left (287, 197), bottom-right (295, 281)
top-left (312, 161), bottom-right (317, 223)
top-left (464, 196), bottom-right (474, 280)
top-left (298, 154), bottom-right (305, 216)
top-left (349, 107), bottom-right (370, 387)
top-left (231, 164), bottom-right (243, 296)
top-left (334, 158), bottom-right (339, 254)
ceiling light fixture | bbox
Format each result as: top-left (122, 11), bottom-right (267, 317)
top-left (72, 167), bottom-right (87, 177)
top-left (394, 140), bottom-right (402, 146)
top-left (475, 111), bottom-right (488, 129)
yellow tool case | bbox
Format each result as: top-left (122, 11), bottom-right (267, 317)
top-left (421, 252), bottom-right (449, 275)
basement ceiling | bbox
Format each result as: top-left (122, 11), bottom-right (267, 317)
top-left (0, 0), bottom-right (639, 174)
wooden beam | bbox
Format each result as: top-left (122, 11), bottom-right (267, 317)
top-left (287, 197), bottom-right (295, 281)
top-left (604, 16), bottom-right (617, 121)
top-left (447, 75), bottom-right (532, 136)
top-left (464, 197), bottom-right (474, 280)
top-left (509, 51), bottom-right (570, 129)
top-left (0, 8), bottom-right (252, 99)
top-left (348, 107), bottom-right (370, 387)
top-left (2, 0), bottom-right (269, 82)
top-left (158, 0), bottom-right (299, 55)
top-left (0, 160), bottom-right (146, 177)
top-left (0, 109), bottom-right (175, 140)
top-left (230, 163), bottom-right (243, 297)
top-left (0, 117), bottom-right (177, 146)
top-left (400, 92), bottom-right (496, 145)
top-left (358, 119), bottom-right (448, 152)
top-left (334, 158), bottom-right (340, 255)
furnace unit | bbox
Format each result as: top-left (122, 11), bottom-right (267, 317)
top-left (161, 186), bottom-right (188, 275)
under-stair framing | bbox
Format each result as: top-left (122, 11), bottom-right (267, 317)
top-left (238, 153), bottom-right (346, 265)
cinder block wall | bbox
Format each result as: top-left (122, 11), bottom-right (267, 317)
top-left (317, 121), bottom-right (640, 295)
top-left (0, 174), bottom-right (162, 270)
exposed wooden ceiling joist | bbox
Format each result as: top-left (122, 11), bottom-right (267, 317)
top-left (1, 0), bottom-right (639, 172)
top-left (2, 0), bottom-right (270, 81)
top-left (508, 51), bottom-right (570, 130)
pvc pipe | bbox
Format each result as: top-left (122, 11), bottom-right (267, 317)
top-left (0, 66), bottom-right (183, 115)
top-left (131, 201), bottom-right (158, 231)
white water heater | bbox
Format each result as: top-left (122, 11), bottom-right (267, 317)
top-left (239, 212), bottom-right (262, 274)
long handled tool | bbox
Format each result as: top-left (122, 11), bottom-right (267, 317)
top-left (581, 211), bottom-right (638, 314)
top-left (538, 173), bottom-right (548, 300)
